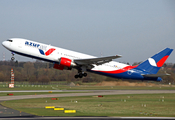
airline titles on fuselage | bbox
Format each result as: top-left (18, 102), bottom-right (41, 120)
top-left (25, 41), bottom-right (47, 51)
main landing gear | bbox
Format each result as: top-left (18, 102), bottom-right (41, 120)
top-left (74, 72), bottom-right (87, 78)
top-left (74, 66), bottom-right (88, 79)
top-left (11, 52), bottom-right (15, 61)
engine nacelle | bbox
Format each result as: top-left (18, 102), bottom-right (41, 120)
top-left (53, 63), bottom-right (71, 70)
top-left (53, 57), bottom-right (76, 70)
top-left (59, 57), bottom-right (74, 67)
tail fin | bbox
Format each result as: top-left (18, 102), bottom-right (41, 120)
top-left (136, 48), bottom-right (173, 74)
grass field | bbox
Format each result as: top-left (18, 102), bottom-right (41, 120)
top-left (1, 93), bottom-right (175, 117)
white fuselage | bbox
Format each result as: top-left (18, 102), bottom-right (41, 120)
top-left (2, 38), bottom-right (128, 72)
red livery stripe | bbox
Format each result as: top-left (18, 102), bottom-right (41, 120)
top-left (45, 48), bottom-right (56, 56)
top-left (94, 65), bottom-right (138, 74)
top-left (157, 55), bottom-right (169, 67)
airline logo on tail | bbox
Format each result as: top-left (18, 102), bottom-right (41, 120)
top-left (156, 56), bottom-right (169, 67)
top-left (148, 58), bottom-right (157, 67)
top-left (137, 48), bottom-right (173, 74)
top-left (148, 56), bottom-right (168, 67)
top-left (148, 48), bottom-right (172, 68)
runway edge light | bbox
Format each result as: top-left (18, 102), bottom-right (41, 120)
top-left (45, 106), bottom-right (55, 109)
top-left (54, 108), bottom-right (64, 110)
top-left (64, 110), bottom-right (76, 113)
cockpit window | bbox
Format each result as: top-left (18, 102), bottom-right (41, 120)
top-left (7, 39), bottom-right (13, 42)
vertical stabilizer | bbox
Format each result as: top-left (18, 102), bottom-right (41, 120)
top-left (136, 48), bottom-right (173, 74)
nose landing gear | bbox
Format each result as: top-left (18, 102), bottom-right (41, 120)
top-left (11, 52), bottom-right (15, 61)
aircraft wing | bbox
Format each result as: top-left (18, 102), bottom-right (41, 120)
top-left (74, 55), bottom-right (122, 66)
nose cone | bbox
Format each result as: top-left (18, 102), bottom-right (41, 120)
top-left (2, 41), bottom-right (10, 50)
top-left (2, 41), bottom-right (6, 47)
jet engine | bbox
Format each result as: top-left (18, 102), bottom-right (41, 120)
top-left (53, 57), bottom-right (76, 70)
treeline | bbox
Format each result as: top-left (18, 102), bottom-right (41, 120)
top-left (0, 61), bottom-right (175, 84)
top-left (0, 60), bottom-right (107, 84)
top-left (159, 63), bottom-right (175, 84)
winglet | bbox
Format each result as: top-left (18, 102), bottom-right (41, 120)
top-left (116, 55), bottom-right (122, 58)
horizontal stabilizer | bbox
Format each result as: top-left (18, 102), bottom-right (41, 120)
top-left (142, 73), bottom-right (170, 78)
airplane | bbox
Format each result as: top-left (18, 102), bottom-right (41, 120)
top-left (2, 38), bottom-right (173, 81)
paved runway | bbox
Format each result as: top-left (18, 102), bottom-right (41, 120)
top-left (0, 90), bottom-right (175, 119)
top-left (0, 90), bottom-right (175, 101)
top-left (0, 104), bottom-right (34, 118)
top-left (1, 116), bottom-right (175, 120)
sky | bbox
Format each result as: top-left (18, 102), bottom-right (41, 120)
top-left (0, 0), bottom-right (175, 64)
